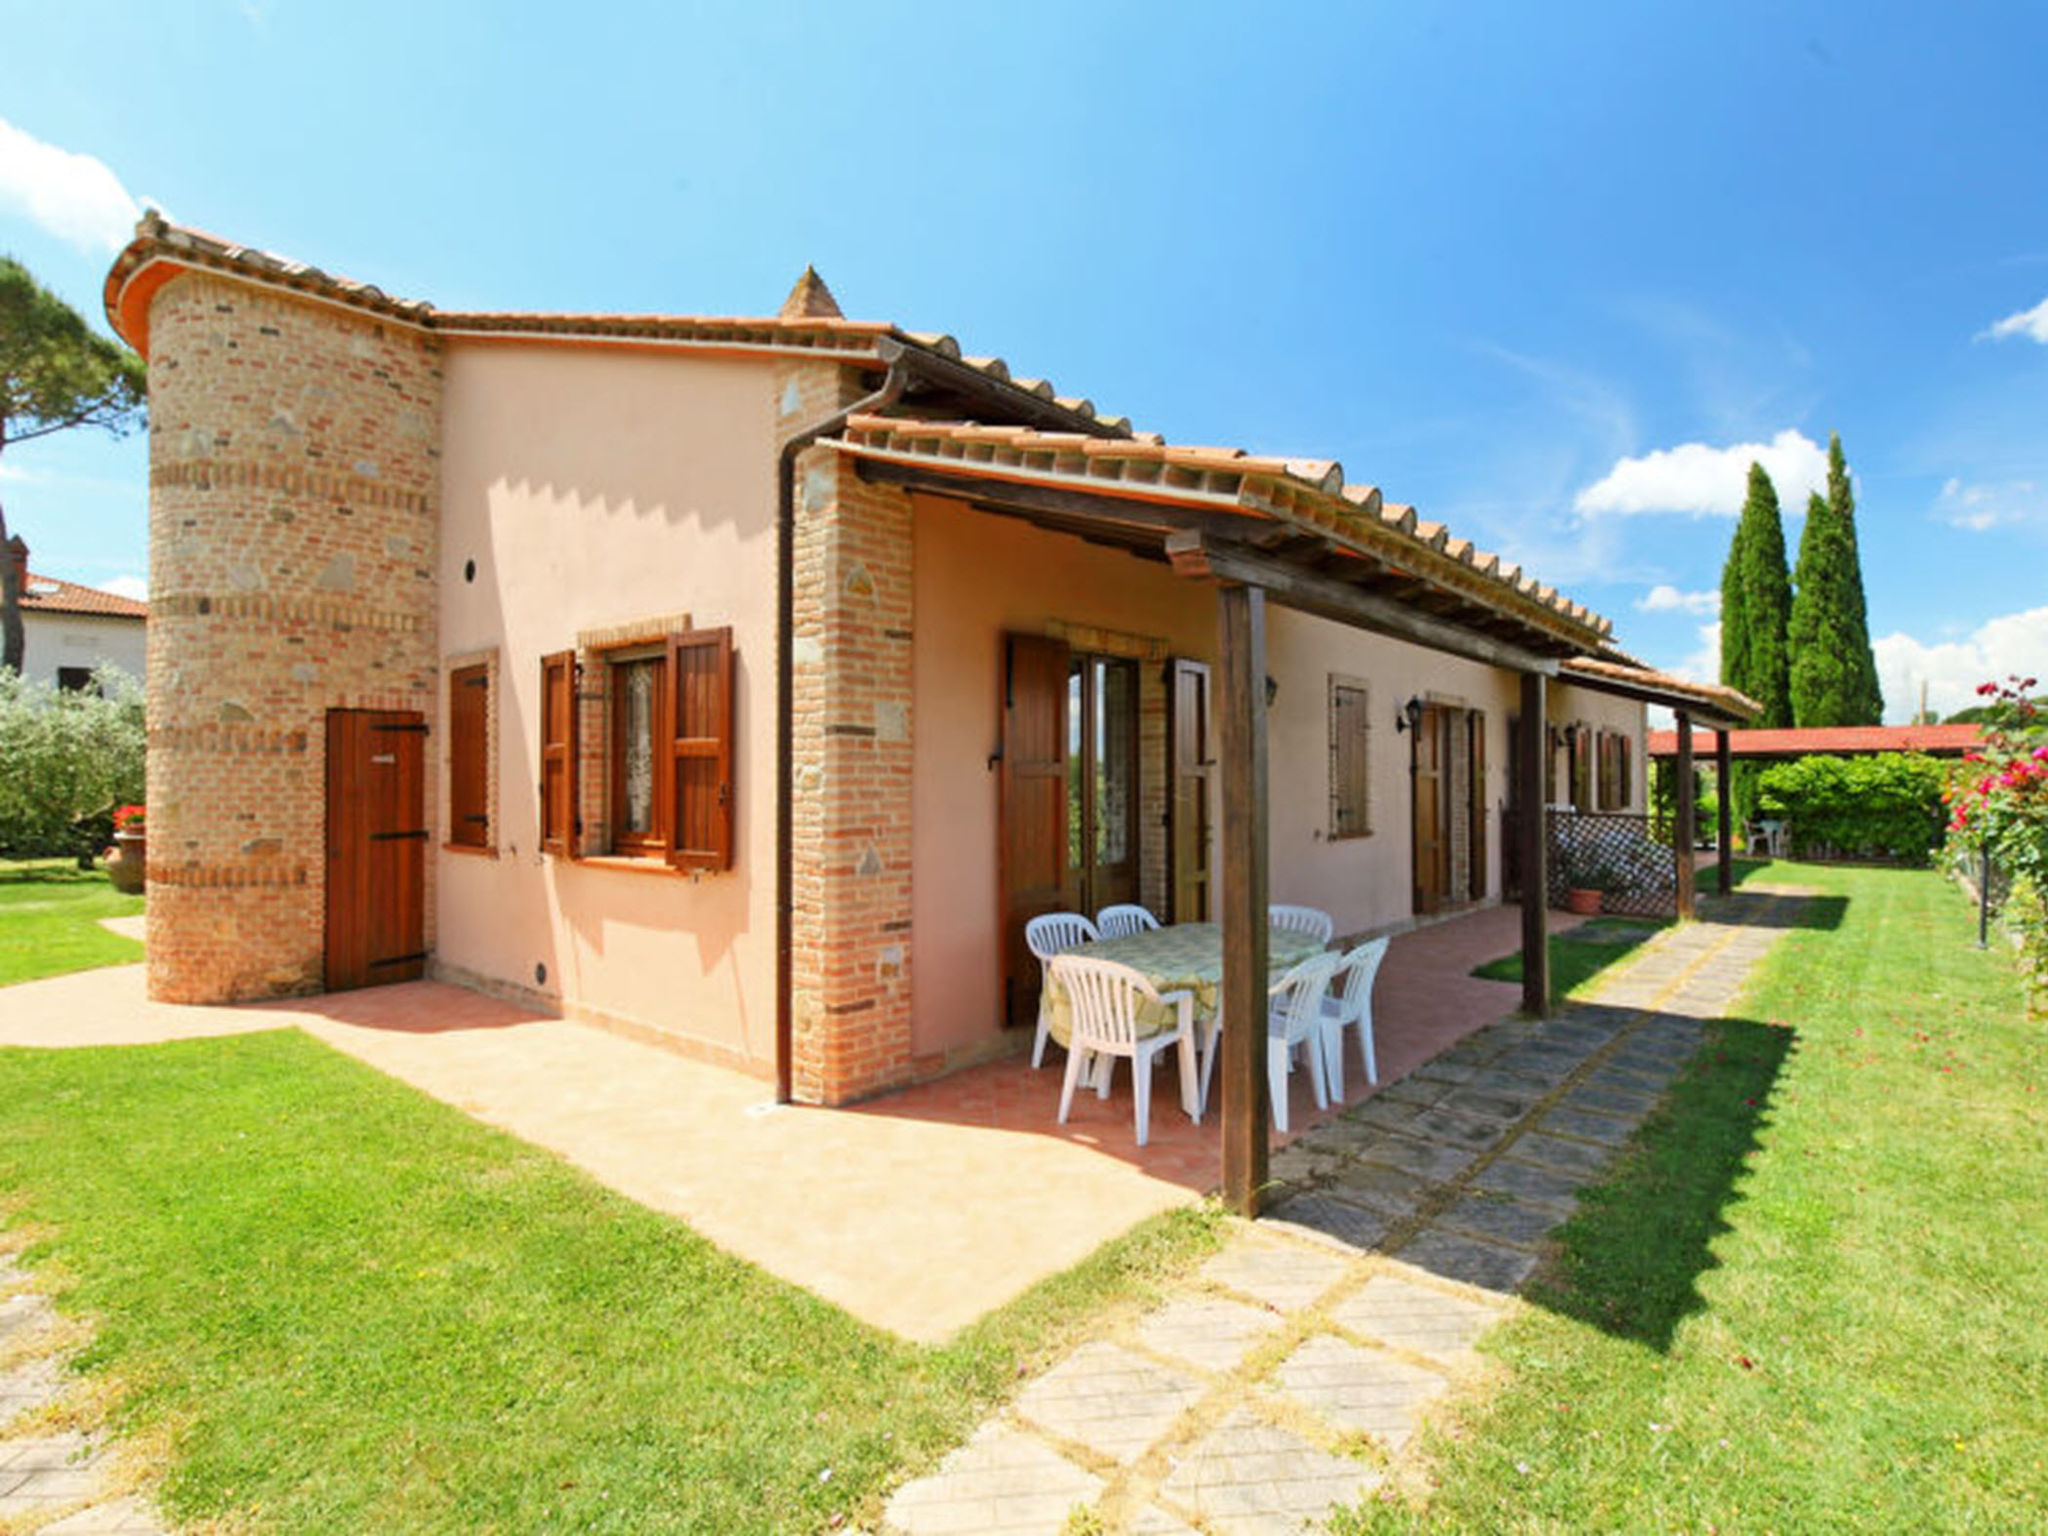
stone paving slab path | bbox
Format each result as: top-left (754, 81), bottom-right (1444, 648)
top-left (0, 1249), bottom-right (168, 1534)
top-left (879, 889), bottom-right (1807, 1534)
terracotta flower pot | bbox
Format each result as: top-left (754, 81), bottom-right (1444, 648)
top-left (107, 830), bottom-right (147, 895)
top-left (1563, 887), bottom-right (1603, 916)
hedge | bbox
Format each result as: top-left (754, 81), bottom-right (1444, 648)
top-left (1755, 752), bottom-right (1947, 863)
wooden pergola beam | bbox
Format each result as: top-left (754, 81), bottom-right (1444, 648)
top-left (1167, 533), bottom-right (1562, 677)
top-left (1716, 728), bottom-right (1733, 896)
top-left (1675, 709), bottom-right (1697, 921)
top-left (1519, 671), bottom-right (1551, 1017)
top-left (1217, 583), bottom-right (1271, 1216)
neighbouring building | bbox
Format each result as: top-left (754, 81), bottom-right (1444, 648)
top-left (7, 538), bottom-right (147, 690)
top-left (102, 212), bottom-right (1751, 1107)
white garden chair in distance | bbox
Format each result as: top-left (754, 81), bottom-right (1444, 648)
top-left (1265, 948), bottom-right (1342, 1134)
top-left (1048, 954), bottom-right (1199, 1147)
top-left (1318, 936), bottom-right (1390, 1102)
top-left (1025, 911), bottom-right (1100, 1069)
top-left (1095, 903), bottom-right (1162, 938)
top-left (1269, 904), bottom-right (1335, 946)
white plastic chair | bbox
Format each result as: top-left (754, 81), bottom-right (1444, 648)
top-left (1096, 903), bottom-right (1162, 939)
top-left (1048, 955), bottom-right (1199, 1147)
top-left (1266, 949), bottom-right (1343, 1134)
top-left (1318, 937), bottom-right (1390, 1102)
top-left (1025, 912), bottom-right (1100, 1068)
top-left (1269, 904), bottom-right (1335, 946)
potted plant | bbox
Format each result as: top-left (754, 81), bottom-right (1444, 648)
top-left (106, 803), bottom-right (147, 895)
top-left (1558, 843), bottom-right (1615, 916)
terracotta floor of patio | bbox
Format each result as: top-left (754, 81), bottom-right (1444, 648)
top-left (0, 903), bottom-right (1578, 1343)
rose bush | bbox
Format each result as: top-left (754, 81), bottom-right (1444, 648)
top-left (1945, 676), bottom-right (2048, 1007)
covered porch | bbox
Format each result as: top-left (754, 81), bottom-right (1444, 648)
top-left (806, 407), bottom-right (1756, 1213)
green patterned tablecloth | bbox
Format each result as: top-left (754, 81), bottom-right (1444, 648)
top-left (1043, 922), bottom-right (1328, 1048)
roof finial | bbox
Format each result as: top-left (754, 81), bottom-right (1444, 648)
top-left (779, 265), bottom-right (842, 320)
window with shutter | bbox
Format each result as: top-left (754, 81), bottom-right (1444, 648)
top-left (667, 627), bottom-right (735, 871)
top-left (1328, 678), bottom-right (1372, 840)
top-left (449, 663), bottom-right (491, 848)
top-left (539, 650), bottom-right (579, 856)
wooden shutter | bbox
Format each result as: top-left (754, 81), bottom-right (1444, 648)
top-left (1468, 709), bottom-right (1487, 899)
top-left (1618, 733), bottom-right (1633, 809)
top-left (1330, 683), bottom-right (1370, 839)
top-left (540, 650), bottom-right (578, 856)
top-left (1168, 658), bottom-right (1214, 921)
top-left (667, 627), bottom-right (735, 871)
top-left (449, 664), bottom-right (490, 847)
top-left (1000, 632), bottom-right (1074, 1029)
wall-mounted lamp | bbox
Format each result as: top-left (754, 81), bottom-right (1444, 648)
top-left (1264, 675), bottom-right (1280, 708)
top-left (1393, 695), bottom-right (1425, 734)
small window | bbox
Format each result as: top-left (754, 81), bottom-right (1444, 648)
top-left (57, 667), bottom-right (98, 694)
top-left (539, 628), bottom-right (736, 871)
top-left (448, 663), bottom-right (491, 848)
top-left (610, 652), bottom-right (666, 855)
top-left (1328, 678), bottom-right (1372, 839)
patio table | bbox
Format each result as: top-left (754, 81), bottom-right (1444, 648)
top-left (1042, 921), bottom-right (1328, 1052)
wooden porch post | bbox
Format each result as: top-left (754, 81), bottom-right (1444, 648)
top-left (1517, 671), bottom-right (1550, 1016)
top-left (1217, 583), bottom-right (1270, 1217)
top-left (1716, 727), bottom-right (1733, 896)
top-left (1675, 709), bottom-right (1696, 921)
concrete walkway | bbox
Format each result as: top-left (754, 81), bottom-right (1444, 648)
top-left (881, 889), bottom-right (1809, 1535)
top-left (0, 904), bottom-right (1574, 1344)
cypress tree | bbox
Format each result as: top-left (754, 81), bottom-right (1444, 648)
top-left (1719, 462), bottom-right (1793, 726)
top-left (1788, 433), bottom-right (1884, 726)
top-left (1718, 462), bottom-right (1793, 825)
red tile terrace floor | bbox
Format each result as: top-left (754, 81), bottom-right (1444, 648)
top-left (0, 904), bottom-right (1577, 1343)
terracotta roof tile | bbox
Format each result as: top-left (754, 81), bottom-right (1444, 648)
top-left (833, 416), bottom-right (1616, 645)
top-left (102, 214), bottom-right (1122, 436)
top-left (1647, 723), bottom-right (1982, 758)
top-left (18, 570), bottom-right (147, 620)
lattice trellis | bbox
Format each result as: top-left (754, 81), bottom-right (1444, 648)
top-left (1548, 811), bottom-right (1677, 918)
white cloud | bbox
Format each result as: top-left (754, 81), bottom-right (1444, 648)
top-left (101, 575), bottom-right (148, 601)
top-left (1672, 619), bottom-right (1722, 687)
top-left (1873, 604), bottom-right (2048, 724)
top-left (1935, 476), bottom-right (2041, 532)
top-left (0, 116), bottom-right (141, 253)
top-left (1636, 584), bottom-right (1720, 616)
top-left (1574, 429), bottom-right (1828, 517)
top-left (1981, 296), bottom-right (2048, 345)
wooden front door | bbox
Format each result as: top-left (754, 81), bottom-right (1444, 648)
top-left (999, 634), bottom-right (1073, 1030)
top-left (1412, 704), bottom-right (1447, 913)
top-left (998, 634), bottom-right (1143, 1031)
top-left (1167, 658), bottom-right (1213, 923)
top-left (325, 709), bottom-right (427, 991)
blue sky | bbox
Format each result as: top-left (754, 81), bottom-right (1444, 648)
top-left (4, 2), bottom-right (2045, 720)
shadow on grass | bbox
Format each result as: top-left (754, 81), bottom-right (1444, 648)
top-left (1702, 886), bottom-right (1849, 932)
top-left (1473, 918), bottom-right (1667, 995)
top-left (0, 860), bottom-right (104, 887)
top-left (1522, 1012), bottom-right (1795, 1352)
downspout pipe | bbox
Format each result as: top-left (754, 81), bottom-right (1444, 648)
top-left (774, 360), bottom-right (911, 1103)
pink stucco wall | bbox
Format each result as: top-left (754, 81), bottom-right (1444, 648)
top-left (434, 339), bottom-right (780, 1072)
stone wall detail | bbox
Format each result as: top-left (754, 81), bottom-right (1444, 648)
top-left (143, 272), bottom-right (442, 1001)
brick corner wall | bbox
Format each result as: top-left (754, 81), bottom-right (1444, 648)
top-left (143, 271), bottom-right (442, 1002)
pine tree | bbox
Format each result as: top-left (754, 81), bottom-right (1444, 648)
top-left (1788, 433), bottom-right (1884, 726)
top-left (1718, 462), bottom-right (1794, 824)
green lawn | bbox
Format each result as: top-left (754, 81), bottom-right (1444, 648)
top-left (1339, 862), bottom-right (2048, 1532)
top-left (0, 1030), bottom-right (1220, 1532)
top-left (1472, 916), bottom-right (1668, 998)
top-left (0, 858), bottom-right (144, 986)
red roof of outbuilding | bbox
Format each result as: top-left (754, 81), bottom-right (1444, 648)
top-left (18, 569), bottom-right (147, 620)
top-left (1647, 724), bottom-right (1981, 759)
